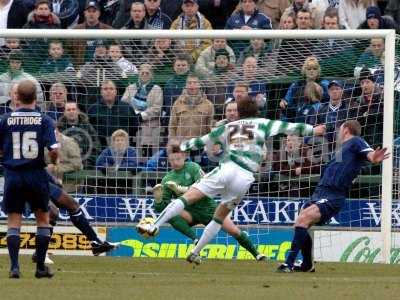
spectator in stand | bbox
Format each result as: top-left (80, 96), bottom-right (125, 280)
top-left (215, 99), bottom-right (238, 127)
top-left (307, 80), bottom-right (350, 149)
top-left (144, 0), bottom-right (171, 29)
top-left (45, 127), bottom-right (83, 182)
top-left (0, 50), bottom-right (44, 105)
top-left (359, 5), bottom-right (399, 30)
top-left (349, 67), bottom-right (383, 149)
top-left (121, 64), bottom-right (163, 161)
top-left (45, 82), bottom-right (68, 121)
top-left (315, 8), bottom-right (354, 59)
top-left (0, 38), bottom-right (22, 73)
top-left (386, 0), bottom-right (400, 26)
top-left (309, 0), bottom-right (340, 29)
top-left (108, 42), bottom-right (138, 76)
top-left (280, 56), bottom-right (329, 122)
top-left (321, 7), bottom-right (341, 29)
top-left (79, 40), bottom-right (123, 99)
top-left (87, 80), bottom-right (140, 148)
top-left (23, 0), bottom-right (62, 71)
top-left (71, 1), bottom-right (113, 66)
top-left (271, 134), bottom-right (323, 197)
top-left (237, 38), bottom-right (272, 67)
top-left (49, 0), bottom-right (79, 28)
top-left (295, 7), bottom-right (314, 29)
top-left (0, 0), bottom-right (29, 46)
top-left (256, 0), bottom-right (290, 29)
top-left (282, 0), bottom-right (319, 28)
top-left (292, 81), bottom-right (324, 124)
top-left (169, 74), bottom-right (214, 143)
top-left (195, 39), bottom-right (235, 78)
top-left (356, 37), bottom-right (384, 70)
top-left (24, 0), bottom-right (61, 29)
top-left (121, 2), bottom-right (152, 64)
top-left (39, 40), bottom-right (74, 74)
top-left (170, 0), bottom-right (213, 61)
top-left (0, 82), bottom-right (18, 113)
top-left (228, 56), bottom-right (267, 116)
top-left (142, 38), bottom-right (179, 85)
top-left (204, 49), bottom-right (236, 118)
top-left (225, 0), bottom-right (272, 55)
top-left (279, 11), bottom-right (296, 29)
top-left (162, 54), bottom-right (192, 127)
top-left (339, 0), bottom-right (376, 29)
top-left (122, 1), bottom-right (150, 29)
top-left (96, 129), bottom-right (139, 175)
top-left (57, 101), bottom-right (101, 168)
top-left (226, 0), bottom-right (272, 29)
top-left (277, 9), bottom-right (316, 74)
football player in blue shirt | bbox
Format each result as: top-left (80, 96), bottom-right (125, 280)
top-left (277, 120), bottom-right (390, 273)
top-left (0, 80), bottom-right (59, 279)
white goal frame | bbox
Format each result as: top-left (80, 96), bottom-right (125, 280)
top-left (0, 29), bottom-right (396, 263)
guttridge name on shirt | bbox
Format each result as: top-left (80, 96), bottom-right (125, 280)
top-left (7, 116), bottom-right (42, 126)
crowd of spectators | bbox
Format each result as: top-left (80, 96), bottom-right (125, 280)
top-left (0, 0), bottom-right (399, 195)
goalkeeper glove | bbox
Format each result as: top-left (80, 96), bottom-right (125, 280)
top-left (152, 184), bottom-right (163, 203)
top-left (165, 181), bottom-right (189, 195)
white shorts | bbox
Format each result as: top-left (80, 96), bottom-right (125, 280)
top-left (192, 161), bottom-right (255, 210)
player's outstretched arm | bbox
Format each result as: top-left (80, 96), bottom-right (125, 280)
top-left (367, 147), bottom-right (390, 164)
top-left (181, 125), bottom-right (226, 152)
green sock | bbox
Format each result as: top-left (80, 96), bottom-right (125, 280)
top-left (169, 216), bottom-right (197, 241)
top-left (235, 231), bottom-right (258, 258)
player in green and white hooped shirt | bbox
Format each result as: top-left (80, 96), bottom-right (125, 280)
top-left (137, 96), bottom-right (326, 264)
top-left (152, 143), bottom-right (265, 260)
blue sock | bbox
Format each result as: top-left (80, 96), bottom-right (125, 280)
top-left (36, 227), bottom-right (51, 271)
top-left (7, 228), bottom-right (20, 271)
top-left (301, 232), bottom-right (313, 267)
top-left (285, 227), bottom-right (308, 268)
top-left (69, 208), bottom-right (100, 243)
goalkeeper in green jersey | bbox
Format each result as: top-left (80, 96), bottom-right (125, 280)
top-left (138, 96), bottom-right (326, 264)
top-left (152, 143), bottom-right (266, 261)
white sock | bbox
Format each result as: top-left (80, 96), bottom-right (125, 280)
top-left (192, 220), bottom-right (222, 255)
top-left (154, 198), bottom-right (185, 228)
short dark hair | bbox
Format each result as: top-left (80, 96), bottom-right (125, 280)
top-left (296, 8), bottom-right (311, 18)
top-left (342, 120), bottom-right (362, 136)
top-left (323, 7), bottom-right (339, 20)
top-left (17, 80), bottom-right (37, 104)
top-left (167, 141), bottom-right (184, 155)
top-left (174, 54), bottom-right (192, 66)
top-left (236, 95), bottom-right (258, 119)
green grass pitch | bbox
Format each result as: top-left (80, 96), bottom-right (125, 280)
top-left (0, 255), bottom-right (399, 300)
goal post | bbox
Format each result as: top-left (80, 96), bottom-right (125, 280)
top-left (0, 28), bottom-right (396, 263)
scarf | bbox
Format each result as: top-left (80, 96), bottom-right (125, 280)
top-left (132, 81), bottom-right (154, 112)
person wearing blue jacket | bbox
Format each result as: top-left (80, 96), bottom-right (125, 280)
top-left (96, 129), bottom-right (139, 174)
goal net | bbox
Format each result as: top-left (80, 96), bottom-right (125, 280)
top-left (0, 29), bottom-right (396, 263)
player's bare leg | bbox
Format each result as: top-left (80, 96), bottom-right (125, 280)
top-left (187, 202), bottom-right (232, 265)
top-left (277, 204), bottom-right (321, 273)
top-left (222, 218), bottom-right (265, 261)
top-left (7, 213), bottom-right (22, 278)
top-left (34, 209), bottom-right (54, 278)
top-left (138, 187), bottom-right (206, 236)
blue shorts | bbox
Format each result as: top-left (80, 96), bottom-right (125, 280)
top-left (2, 169), bottom-right (50, 214)
top-left (302, 188), bottom-right (345, 225)
top-left (46, 172), bottom-right (63, 202)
